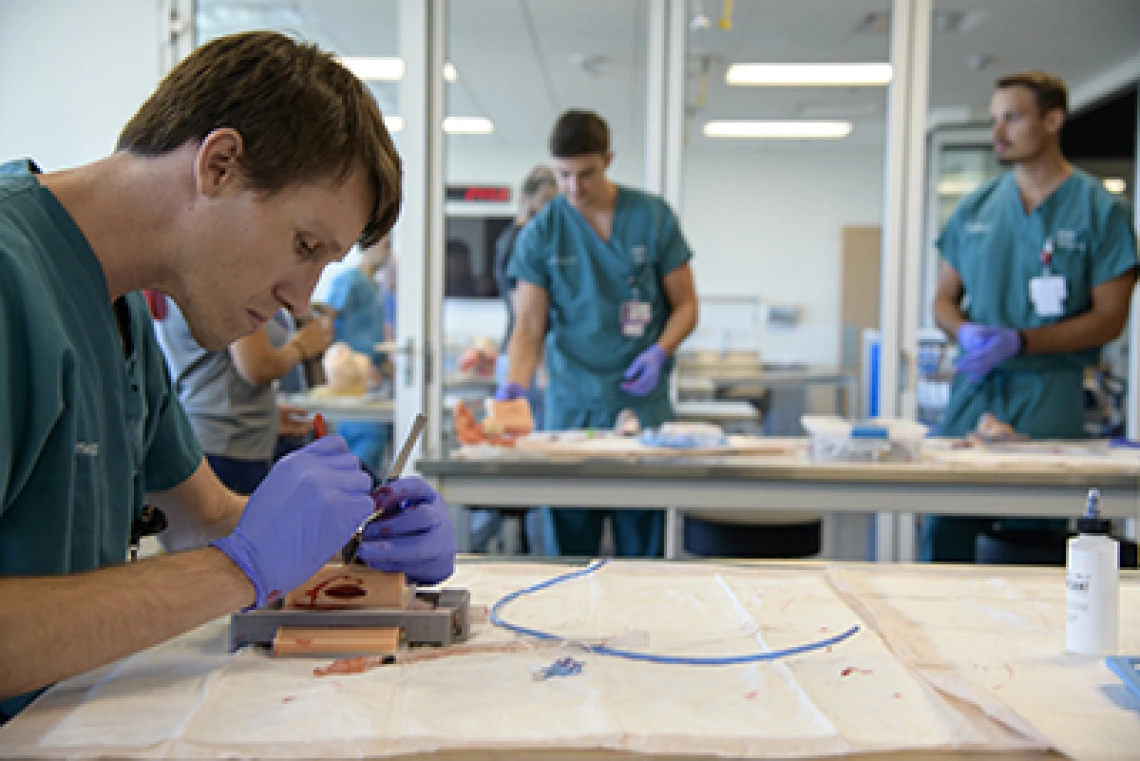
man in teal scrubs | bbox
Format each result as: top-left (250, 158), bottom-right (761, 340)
top-left (927, 71), bottom-right (1138, 561)
top-left (501, 110), bottom-right (699, 557)
top-left (0, 32), bottom-right (454, 719)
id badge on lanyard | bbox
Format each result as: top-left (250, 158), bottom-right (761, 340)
top-left (621, 245), bottom-right (651, 337)
top-left (1029, 237), bottom-right (1066, 318)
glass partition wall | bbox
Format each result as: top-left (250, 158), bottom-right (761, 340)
top-left (440, 0), bottom-right (650, 553)
top-left (439, 0), bottom-right (650, 422)
top-left (194, 0), bottom-right (404, 472)
top-left (178, 1), bottom-right (1140, 557)
top-left (920, 0), bottom-right (1140, 431)
top-left (677, 0), bottom-right (893, 560)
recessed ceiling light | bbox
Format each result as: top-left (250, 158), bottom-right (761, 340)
top-left (727, 63), bottom-right (892, 87)
top-left (339, 56), bottom-right (404, 81)
top-left (383, 115), bottom-right (404, 133)
top-left (854, 9), bottom-right (985, 36)
top-left (853, 11), bottom-right (891, 35)
top-left (444, 117), bottom-right (494, 135)
top-left (703, 121), bottom-right (853, 139)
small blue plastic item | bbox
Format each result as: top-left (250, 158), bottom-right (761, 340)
top-left (533, 656), bottom-right (585, 681)
top-left (850, 424), bottom-right (889, 440)
top-left (1105, 656), bottom-right (1140, 703)
top-left (639, 430), bottom-right (728, 449)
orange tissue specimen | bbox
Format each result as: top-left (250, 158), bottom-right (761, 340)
top-left (284, 564), bottom-right (409, 611)
top-left (484, 398), bottom-right (534, 436)
top-left (454, 399), bottom-right (530, 446)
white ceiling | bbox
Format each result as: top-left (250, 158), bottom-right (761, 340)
top-left (197, 0), bottom-right (1140, 152)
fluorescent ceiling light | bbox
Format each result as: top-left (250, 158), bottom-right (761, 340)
top-left (444, 116), bottom-right (494, 135)
top-left (703, 120), bottom-right (852, 139)
top-left (1103, 177), bottom-right (1127, 194)
top-left (376, 116), bottom-right (493, 134)
top-left (727, 63), bottom-right (893, 86)
top-left (340, 56), bottom-right (404, 81)
top-left (339, 57), bottom-right (457, 83)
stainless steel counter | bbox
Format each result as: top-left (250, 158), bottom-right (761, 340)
top-left (418, 453), bottom-right (1140, 560)
top-left (277, 391), bottom-right (394, 424)
top-left (676, 366), bottom-right (858, 429)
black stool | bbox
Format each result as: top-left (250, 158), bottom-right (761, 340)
top-left (684, 516), bottom-right (821, 558)
top-left (976, 528), bottom-right (1139, 568)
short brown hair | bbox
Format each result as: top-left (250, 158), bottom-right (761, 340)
top-left (118, 31), bottom-right (401, 247)
top-left (549, 110), bottom-right (610, 158)
top-left (996, 70), bottom-right (1068, 118)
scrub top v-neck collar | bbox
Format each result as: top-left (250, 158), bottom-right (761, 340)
top-left (567, 185), bottom-right (625, 252)
top-left (1009, 169), bottom-right (1076, 223)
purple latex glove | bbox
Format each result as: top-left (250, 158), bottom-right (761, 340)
top-left (956, 322), bottom-right (991, 354)
top-left (494, 381), bottom-right (528, 402)
top-left (356, 477), bottom-right (456, 585)
top-left (620, 344), bottom-right (667, 396)
top-left (956, 325), bottom-right (1022, 383)
top-left (211, 436), bottom-right (373, 609)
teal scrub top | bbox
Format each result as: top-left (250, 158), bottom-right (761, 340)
top-left (508, 186), bottom-right (692, 427)
top-left (939, 168), bottom-right (1138, 437)
top-left (0, 160), bottom-right (202, 716)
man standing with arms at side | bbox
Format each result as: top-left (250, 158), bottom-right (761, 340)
top-left (927, 71), bottom-right (1138, 561)
top-left (499, 110), bottom-right (699, 557)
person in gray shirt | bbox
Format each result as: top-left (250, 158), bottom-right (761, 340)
top-left (155, 299), bottom-right (333, 493)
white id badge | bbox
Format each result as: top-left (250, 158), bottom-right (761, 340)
top-left (621, 301), bottom-right (651, 337)
top-left (1029, 274), bottom-right (1067, 317)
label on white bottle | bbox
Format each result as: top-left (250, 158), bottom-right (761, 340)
top-left (1065, 538), bottom-right (1119, 655)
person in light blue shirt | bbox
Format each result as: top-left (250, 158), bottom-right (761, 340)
top-left (502, 110), bottom-right (699, 557)
top-left (324, 235), bottom-right (392, 470)
top-left (928, 71), bottom-right (1138, 562)
top-left (376, 253), bottom-right (398, 343)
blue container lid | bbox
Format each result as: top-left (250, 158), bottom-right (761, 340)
top-left (850, 425), bottom-right (889, 440)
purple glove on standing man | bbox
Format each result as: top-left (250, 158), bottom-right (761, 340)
top-left (621, 344), bottom-right (667, 396)
top-left (955, 322), bottom-right (1024, 383)
top-left (494, 381), bottom-right (528, 402)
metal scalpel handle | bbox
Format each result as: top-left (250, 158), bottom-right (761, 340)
top-left (341, 413), bottom-right (427, 564)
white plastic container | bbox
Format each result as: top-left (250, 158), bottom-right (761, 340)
top-left (800, 416), bottom-right (927, 463)
top-left (1066, 489), bottom-right (1119, 656)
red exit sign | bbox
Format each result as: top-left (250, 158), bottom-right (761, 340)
top-left (446, 185), bottom-right (511, 202)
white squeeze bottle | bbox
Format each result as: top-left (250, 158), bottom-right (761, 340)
top-left (1065, 488), bottom-right (1119, 655)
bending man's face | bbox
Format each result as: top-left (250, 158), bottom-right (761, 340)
top-left (553, 153), bottom-right (611, 210)
top-left (178, 163), bottom-right (373, 351)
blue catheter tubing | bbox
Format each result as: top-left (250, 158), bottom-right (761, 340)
top-left (490, 559), bottom-right (860, 666)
